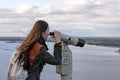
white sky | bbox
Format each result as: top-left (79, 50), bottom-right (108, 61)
top-left (0, 0), bottom-right (120, 37)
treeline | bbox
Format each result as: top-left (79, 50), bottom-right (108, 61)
top-left (82, 37), bottom-right (120, 48)
top-left (0, 37), bottom-right (120, 48)
top-left (0, 37), bottom-right (24, 43)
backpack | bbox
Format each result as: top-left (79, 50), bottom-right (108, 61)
top-left (7, 51), bottom-right (28, 80)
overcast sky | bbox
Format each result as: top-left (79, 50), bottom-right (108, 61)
top-left (0, 0), bottom-right (120, 37)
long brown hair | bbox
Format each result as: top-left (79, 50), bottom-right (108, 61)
top-left (18, 20), bottom-right (48, 53)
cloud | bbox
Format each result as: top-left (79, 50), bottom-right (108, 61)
top-left (14, 3), bottom-right (33, 14)
top-left (0, 0), bottom-right (120, 37)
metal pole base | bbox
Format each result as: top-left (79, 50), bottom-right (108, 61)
top-left (61, 74), bottom-right (72, 80)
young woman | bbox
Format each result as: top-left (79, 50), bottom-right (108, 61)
top-left (14, 20), bottom-right (62, 80)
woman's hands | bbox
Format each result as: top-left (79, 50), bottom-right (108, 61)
top-left (54, 30), bottom-right (61, 43)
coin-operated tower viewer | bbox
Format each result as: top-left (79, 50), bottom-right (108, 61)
top-left (49, 32), bottom-right (85, 80)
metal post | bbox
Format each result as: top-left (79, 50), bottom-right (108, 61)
top-left (56, 42), bottom-right (72, 80)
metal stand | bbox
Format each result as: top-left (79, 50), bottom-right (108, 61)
top-left (56, 42), bottom-right (72, 80)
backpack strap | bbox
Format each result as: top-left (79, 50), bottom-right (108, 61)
top-left (10, 51), bottom-right (21, 64)
top-left (29, 42), bottom-right (43, 63)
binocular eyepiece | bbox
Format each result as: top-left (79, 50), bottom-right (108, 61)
top-left (49, 32), bottom-right (85, 47)
top-left (49, 32), bottom-right (54, 36)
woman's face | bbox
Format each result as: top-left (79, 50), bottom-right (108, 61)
top-left (42, 27), bottom-right (49, 41)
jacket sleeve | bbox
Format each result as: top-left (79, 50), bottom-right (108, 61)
top-left (40, 42), bottom-right (62, 65)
